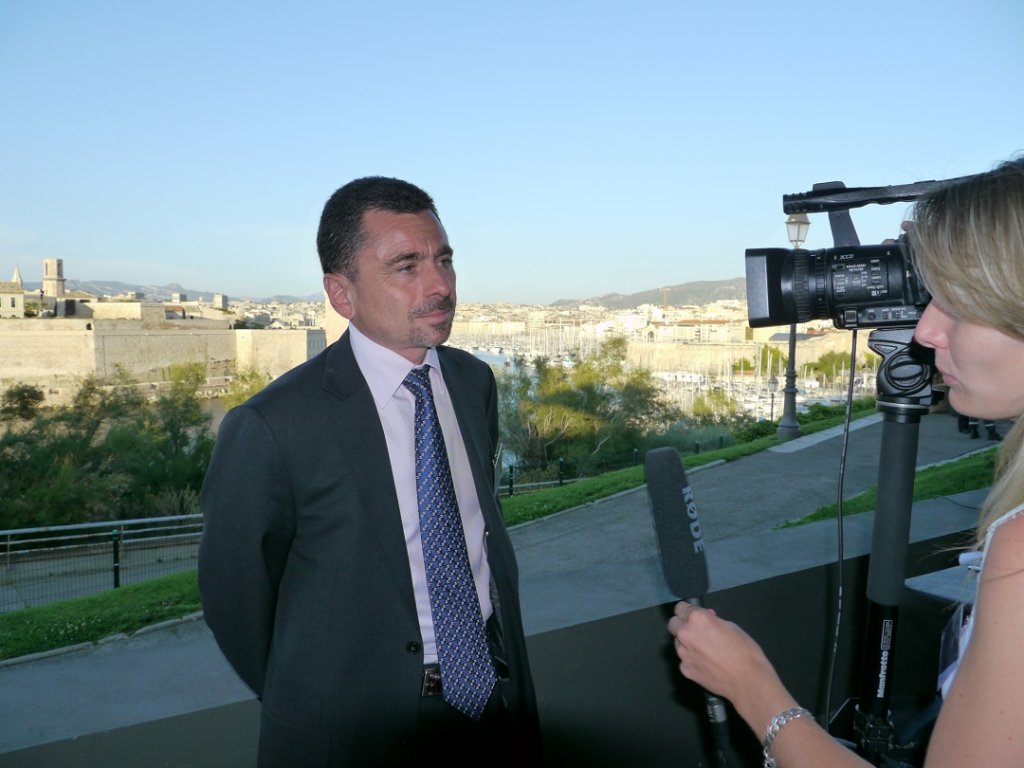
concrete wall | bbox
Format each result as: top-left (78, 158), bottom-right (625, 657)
top-left (236, 329), bottom-right (327, 380)
top-left (0, 324), bottom-right (96, 391)
top-left (0, 290), bottom-right (25, 319)
top-left (92, 328), bottom-right (238, 381)
top-left (452, 319), bottom-right (529, 336)
top-left (2, 533), bottom-right (962, 768)
top-left (0, 321), bottom-right (325, 401)
top-left (82, 302), bottom-right (230, 329)
top-left (626, 332), bottom-right (868, 375)
top-left (323, 292), bottom-right (348, 346)
top-left (85, 302), bottom-right (145, 321)
top-left (627, 341), bottom-right (766, 374)
top-left (177, 302), bottom-right (236, 324)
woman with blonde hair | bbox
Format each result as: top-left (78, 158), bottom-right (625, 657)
top-left (669, 157), bottom-right (1024, 767)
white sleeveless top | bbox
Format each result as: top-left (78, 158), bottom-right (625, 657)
top-left (938, 502), bottom-right (1024, 698)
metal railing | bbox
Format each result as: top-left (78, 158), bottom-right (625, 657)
top-left (499, 450), bottom-right (644, 497)
top-left (0, 515), bottom-right (202, 613)
top-left (499, 458), bottom-right (580, 497)
top-left (0, 449), bottom-right (647, 610)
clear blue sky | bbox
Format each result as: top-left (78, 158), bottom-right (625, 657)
top-left (1, 0), bottom-right (1021, 304)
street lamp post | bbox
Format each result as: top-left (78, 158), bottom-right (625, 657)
top-left (776, 214), bottom-right (810, 440)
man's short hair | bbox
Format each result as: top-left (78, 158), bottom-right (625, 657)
top-left (316, 176), bottom-right (439, 277)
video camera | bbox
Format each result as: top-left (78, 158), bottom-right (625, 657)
top-left (745, 240), bottom-right (927, 330)
top-left (744, 173), bottom-right (981, 330)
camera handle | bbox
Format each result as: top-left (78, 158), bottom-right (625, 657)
top-left (852, 327), bottom-right (934, 765)
top-left (812, 180), bottom-right (862, 247)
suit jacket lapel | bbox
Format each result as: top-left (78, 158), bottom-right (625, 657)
top-left (321, 333), bottom-right (419, 621)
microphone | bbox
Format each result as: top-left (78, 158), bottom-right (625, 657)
top-left (645, 447), bottom-right (709, 598)
top-left (645, 447), bottom-right (737, 768)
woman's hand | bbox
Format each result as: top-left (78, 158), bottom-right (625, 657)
top-left (668, 601), bottom-right (769, 702)
top-left (668, 601), bottom-right (872, 767)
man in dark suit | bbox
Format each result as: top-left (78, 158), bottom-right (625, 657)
top-left (199, 177), bottom-right (541, 766)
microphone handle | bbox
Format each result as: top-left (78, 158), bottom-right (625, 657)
top-left (705, 693), bottom-right (734, 768)
top-left (687, 598), bottom-right (739, 768)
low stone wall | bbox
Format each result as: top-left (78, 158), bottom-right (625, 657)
top-left (93, 328), bottom-right (238, 381)
top-left (0, 322), bottom-right (327, 402)
top-left (0, 327), bottom-right (96, 387)
top-left (235, 329), bottom-right (326, 381)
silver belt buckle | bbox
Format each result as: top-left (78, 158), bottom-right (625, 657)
top-left (421, 664), bottom-right (442, 696)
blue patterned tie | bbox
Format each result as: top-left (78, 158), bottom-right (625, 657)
top-left (403, 366), bottom-right (497, 720)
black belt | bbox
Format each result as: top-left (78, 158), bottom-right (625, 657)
top-left (421, 616), bottom-right (509, 697)
top-left (420, 660), bottom-right (510, 698)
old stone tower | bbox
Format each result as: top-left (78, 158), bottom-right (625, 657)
top-left (42, 258), bottom-right (66, 298)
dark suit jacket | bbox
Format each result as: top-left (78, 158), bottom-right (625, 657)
top-left (199, 332), bottom-right (540, 766)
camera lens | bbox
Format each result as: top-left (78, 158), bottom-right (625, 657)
top-left (746, 241), bottom-right (928, 329)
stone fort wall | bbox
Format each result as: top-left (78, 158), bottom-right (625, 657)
top-left (236, 329), bottom-right (328, 377)
top-left (0, 323), bottom-right (96, 390)
top-left (92, 328), bottom-right (239, 381)
top-left (626, 334), bottom-right (856, 374)
top-left (0, 320), bottom-right (326, 403)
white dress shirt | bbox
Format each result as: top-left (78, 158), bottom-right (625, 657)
top-left (348, 324), bottom-right (493, 664)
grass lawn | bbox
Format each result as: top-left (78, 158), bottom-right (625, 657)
top-left (0, 570), bottom-right (200, 661)
top-left (786, 447), bottom-right (997, 527)
top-left (501, 403), bottom-right (878, 525)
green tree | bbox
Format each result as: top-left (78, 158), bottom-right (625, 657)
top-left (690, 388), bottom-right (744, 424)
top-left (497, 337), bottom-right (679, 474)
top-left (0, 383), bottom-right (45, 421)
top-left (0, 371), bottom-right (144, 526)
top-left (154, 363), bottom-right (208, 455)
top-left (149, 363), bottom-right (215, 508)
top-left (805, 350), bottom-right (879, 384)
top-left (497, 355), bottom-right (576, 469)
top-left (62, 366), bottom-right (146, 447)
top-left (232, 317), bottom-right (267, 330)
top-left (732, 348), bottom-right (788, 377)
top-left (0, 368), bottom-right (214, 528)
top-left (223, 367), bottom-right (270, 411)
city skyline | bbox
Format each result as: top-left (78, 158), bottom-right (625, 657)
top-left (2, 1), bottom-right (1022, 304)
top-left (4, 257), bottom-right (748, 308)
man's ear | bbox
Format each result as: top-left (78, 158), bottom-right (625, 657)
top-left (323, 273), bottom-right (356, 320)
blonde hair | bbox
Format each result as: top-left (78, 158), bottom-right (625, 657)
top-left (909, 158), bottom-right (1024, 543)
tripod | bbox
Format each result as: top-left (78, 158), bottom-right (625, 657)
top-left (848, 326), bottom-right (936, 765)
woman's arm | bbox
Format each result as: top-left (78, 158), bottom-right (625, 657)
top-left (669, 511), bottom-right (1024, 767)
top-left (924, 512), bottom-right (1024, 767)
top-left (669, 604), bottom-right (869, 767)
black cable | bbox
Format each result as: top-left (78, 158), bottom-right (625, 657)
top-left (823, 330), bottom-right (859, 728)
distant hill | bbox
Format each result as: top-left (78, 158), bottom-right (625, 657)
top-left (551, 277), bottom-right (746, 309)
top-left (19, 276), bottom-right (745, 308)
top-left (21, 280), bottom-right (321, 305)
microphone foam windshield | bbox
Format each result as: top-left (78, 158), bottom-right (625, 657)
top-left (644, 447), bottom-right (709, 600)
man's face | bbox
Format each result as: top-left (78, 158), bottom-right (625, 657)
top-left (324, 208), bottom-right (457, 364)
